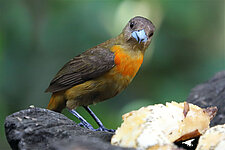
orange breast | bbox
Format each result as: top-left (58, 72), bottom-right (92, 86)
top-left (111, 45), bottom-right (143, 78)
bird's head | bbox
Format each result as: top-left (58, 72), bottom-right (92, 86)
top-left (123, 16), bottom-right (155, 51)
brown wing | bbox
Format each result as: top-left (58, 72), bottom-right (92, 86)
top-left (45, 47), bottom-right (115, 93)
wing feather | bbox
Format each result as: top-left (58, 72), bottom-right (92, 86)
top-left (45, 47), bottom-right (115, 93)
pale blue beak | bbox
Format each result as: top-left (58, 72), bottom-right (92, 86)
top-left (131, 29), bottom-right (148, 43)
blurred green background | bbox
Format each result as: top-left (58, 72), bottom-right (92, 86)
top-left (0, 0), bottom-right (224, 149)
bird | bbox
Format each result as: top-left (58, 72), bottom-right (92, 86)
top-left (45, 16), bottom-right (155, 132)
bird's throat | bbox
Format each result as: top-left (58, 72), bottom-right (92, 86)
top-left (111, 45), bottom-right (143, 78)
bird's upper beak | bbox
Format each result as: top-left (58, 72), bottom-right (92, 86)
top-left (131, 29), bottom-right (148, 43)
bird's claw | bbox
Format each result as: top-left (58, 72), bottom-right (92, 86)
top-left (77, 122), bottom-right (95, 130)
top-left (78, 123), bottom-right (115, 132)
top-left (78, 122), bottom-right (84, 127)
top-left (95, 127), bottom-right (115, 133)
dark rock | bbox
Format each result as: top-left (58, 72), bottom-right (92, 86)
top-left (187, 71), bottom-right (225, 126)
top-left (50, 136), bottom-right (132, 150)
top-left (5, 107), bottom-right (129, 150)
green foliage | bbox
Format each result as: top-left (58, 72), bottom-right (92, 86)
top-left (0, 0), bottom-right (224, 149)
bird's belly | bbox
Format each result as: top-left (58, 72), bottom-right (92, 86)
top-left (65, 71), bottom-right (133, 109)
top-left (102, 67), bottom-right (136, 94)
top-left (65, 46), bottom-right (144, 109)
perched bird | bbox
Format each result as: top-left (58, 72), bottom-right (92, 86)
top-left (45, 16), bottom-right (155, 132)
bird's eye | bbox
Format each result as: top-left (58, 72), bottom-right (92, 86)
top-left (130, 22), bottom-right (134, 29)
top-left (149, 32), bottom-right (154, 37)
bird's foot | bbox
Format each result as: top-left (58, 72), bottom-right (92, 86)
top-left (78, 122), bottom-right (95, 130)
top-left (69, 108), bottom-right (115, 132)
top-left (78, 122), bottom-right (84, 127)
top-left (94, 126), bottom-right (115, 133)
top-left (78, 122), bottom-right (114, 132)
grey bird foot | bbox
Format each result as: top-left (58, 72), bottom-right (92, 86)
top-left (94, 126), bottom-right (115, 133)
top-left (69, 108), bottom-right (115, 132)
top-left (77, 122), bottom-right (95, 130)
top-left (78, 122), bottom-right (84, 127)
top-left (78, 122), bottom-right (115, 132)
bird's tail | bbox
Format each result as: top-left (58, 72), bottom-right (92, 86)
top-left (47, 92), bottom-right (66, 113)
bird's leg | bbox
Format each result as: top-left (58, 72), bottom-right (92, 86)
top-left (68, 109), bottom-right (94, 130)
top-left (83, 106), bottom-right (115, 133)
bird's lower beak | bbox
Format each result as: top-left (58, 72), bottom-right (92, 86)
top-left (131, 29), bottom-right (148, 43)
